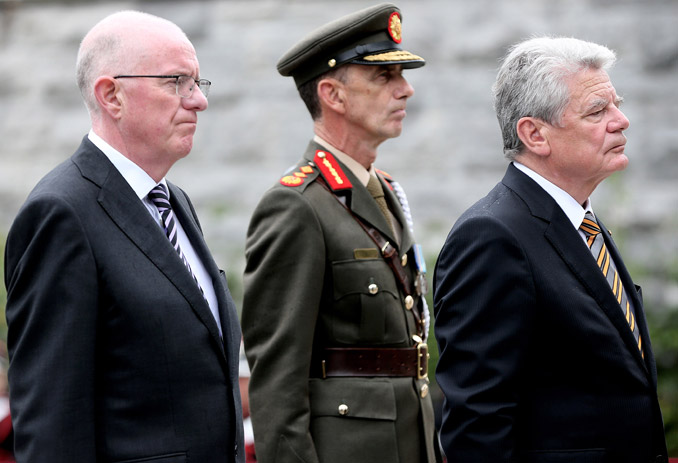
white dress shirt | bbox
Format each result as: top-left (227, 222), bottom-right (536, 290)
top-left (513, 161), bottom-right (634, 312)
top-left (513, 161), bottom-right (593, 243)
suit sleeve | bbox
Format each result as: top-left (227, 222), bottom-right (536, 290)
top-left (433, 214), bottom-right (536, 462)
top-left (242, 186), bottom-right (325, 463)
top-left (4, 195), bottom-right (99, 462)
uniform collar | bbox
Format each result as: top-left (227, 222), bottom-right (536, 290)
top-left (313, 134), bottom-right (376, 187)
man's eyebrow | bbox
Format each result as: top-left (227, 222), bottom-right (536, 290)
top-left (585, 95), bottom-right (624, 112)
top-left (585, 98), bottom-right (608, 112)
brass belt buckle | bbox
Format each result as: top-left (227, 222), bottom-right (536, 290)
top-left (413, 335), bottom-right (429, 380)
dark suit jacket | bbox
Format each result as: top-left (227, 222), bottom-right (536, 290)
top-left (4, 137), bottom-right (245, 463)
top-left (433, 164), bottom-right (667, 463)
top-left (242, 141), bottom-right (437, 463)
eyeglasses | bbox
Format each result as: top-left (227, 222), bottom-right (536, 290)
top-left (113, 75), bottom-right (211, 98)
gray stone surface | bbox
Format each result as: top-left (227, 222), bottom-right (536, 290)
top-left (1, 0), bottom-right (677, 309)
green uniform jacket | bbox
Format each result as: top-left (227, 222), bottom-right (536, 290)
top-left (242, 141), bottom-right (437, 463)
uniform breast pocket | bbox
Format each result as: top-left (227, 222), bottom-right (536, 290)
top-left (308, 378), bottom-right (398, 463)
top-left (331, 259), bottom-right (408, 345)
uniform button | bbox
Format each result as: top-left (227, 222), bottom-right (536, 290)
top-left (401, 254), bottom-right (408, 267)
top-left (368, 283), bottom-right (378, 294)
top-left (420, 383), bottom-right (429, 398)
top-left (338, 404), bottom-right (349, 416)
top-left (317, 151), bottom-right (326, 158)
top-left (405, 295), bottom-right (414, 310)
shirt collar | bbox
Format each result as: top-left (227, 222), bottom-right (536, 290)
top-left (513, 161), bottom-right (593, 228)
top-left (88, 130), bottom-right (167, 199)
top-left (313, 135), bottom-right (375, 187)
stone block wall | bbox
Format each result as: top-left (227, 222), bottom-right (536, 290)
top-left (1, 0), bottom-right (677, 308)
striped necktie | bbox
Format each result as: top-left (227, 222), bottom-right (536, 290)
top-left (580, 212), bottom-right (642, 355)
top-left (148, 184), bottom-right (203, 294)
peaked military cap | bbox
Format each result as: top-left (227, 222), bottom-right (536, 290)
top-left (277, 3), bottom-right (425, 88)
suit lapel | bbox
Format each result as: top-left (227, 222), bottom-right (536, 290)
top-left (380, 175), bottom-right (414, 252)
top-left (503, 164), bottom-right (649, 373)
top-left (73, 139), bottom-right (227, 361)
top-left (598, 218), bottom-right (657, 379)
top-left (167, 184), bottom-right (232, 356)
top-left (169, 183), bottom-right (242, 377)
top-left (349, 174), bottom-right (400, 246)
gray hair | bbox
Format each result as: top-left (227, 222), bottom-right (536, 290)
top-left (75, 11), bottom-right (188, 116)
top-left (492, 36), bottom-right (617, 160)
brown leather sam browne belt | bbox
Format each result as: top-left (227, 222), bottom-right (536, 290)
top-left (312, 344), bottom-right (428, 380)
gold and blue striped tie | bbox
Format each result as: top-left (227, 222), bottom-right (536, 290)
top-left (580, 212), bottom-right (642, 355)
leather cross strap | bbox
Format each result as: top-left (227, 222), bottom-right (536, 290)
top-left (311, 346), bottom-right (428, 380)
top-left (314, 175), bottom-right (424, 337)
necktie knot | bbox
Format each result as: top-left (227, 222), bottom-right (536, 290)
top-left (579, 212), bottom-right (601, 247)
top-left (149, 184), bottom-right (171, 213)
top-left (366, 175), bottom-right (385, 199)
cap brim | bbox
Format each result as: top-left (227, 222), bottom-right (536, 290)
top-left (353, 49), bottom-right (425, 68)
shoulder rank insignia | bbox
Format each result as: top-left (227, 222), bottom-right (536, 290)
top-left (280, 164), bottom-right (317, 187)
top-left (280, 175), bottom-right (304, 187)
top-left (314, 150), bottom-right (352, 191)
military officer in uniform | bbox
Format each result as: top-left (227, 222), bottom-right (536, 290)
top-left (241, 3), bottom-right (438, 463)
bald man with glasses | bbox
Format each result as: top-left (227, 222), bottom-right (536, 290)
top-left (4, 11), bottom-right (244, 463)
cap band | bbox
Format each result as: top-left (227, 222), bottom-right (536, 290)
top-left (332, 40), bottom-right (402, 67)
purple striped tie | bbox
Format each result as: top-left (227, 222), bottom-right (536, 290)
top-left (149, 184), bottom-right (203, 294)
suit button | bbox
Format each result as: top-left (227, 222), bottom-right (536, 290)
top-left (401, 254), bottom-right (408, 267)
top-left (368, 283), bottom-right (378, 294)
top-left (420, 383), bottom-right (429, 398)
top-left (338, 404), bottom-right (349, 416)
top-left (405, 295), bottom-right (414, 309)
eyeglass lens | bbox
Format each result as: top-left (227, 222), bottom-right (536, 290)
top-left (177, 76), bottom-right (210, 98)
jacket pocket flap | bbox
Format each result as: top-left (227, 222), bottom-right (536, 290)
top-left (308, 378), bottom-right (396, 420)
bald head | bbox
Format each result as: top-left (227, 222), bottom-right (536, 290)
top-left (76, 11), bottom-right (191, 115)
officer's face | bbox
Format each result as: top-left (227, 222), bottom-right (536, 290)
top-left (340, 64), bottom-right (414, 145)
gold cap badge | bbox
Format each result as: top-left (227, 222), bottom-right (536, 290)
top-left (388, 12), bottom-right (402, 44)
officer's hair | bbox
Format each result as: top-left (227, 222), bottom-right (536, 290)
top-left (298, 66), bottom-right (349, 121)
top-left (493, 36), bottom-right (616, 160)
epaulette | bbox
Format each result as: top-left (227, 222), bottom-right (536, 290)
top-left (279, 163), bottom-right (318, 188)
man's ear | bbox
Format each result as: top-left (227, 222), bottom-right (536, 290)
top-left (516, 116), bottom-right (551, 156)
top-left (93, 76), bottom-right (123, 119)
top-left (317, 77), bottom-right (346, 115)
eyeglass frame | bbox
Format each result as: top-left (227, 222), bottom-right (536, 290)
top-left (113, 75), bottom-right (211, 98)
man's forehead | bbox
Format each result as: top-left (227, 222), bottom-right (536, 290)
top-left (568, 69), bottom-right (616, 106)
